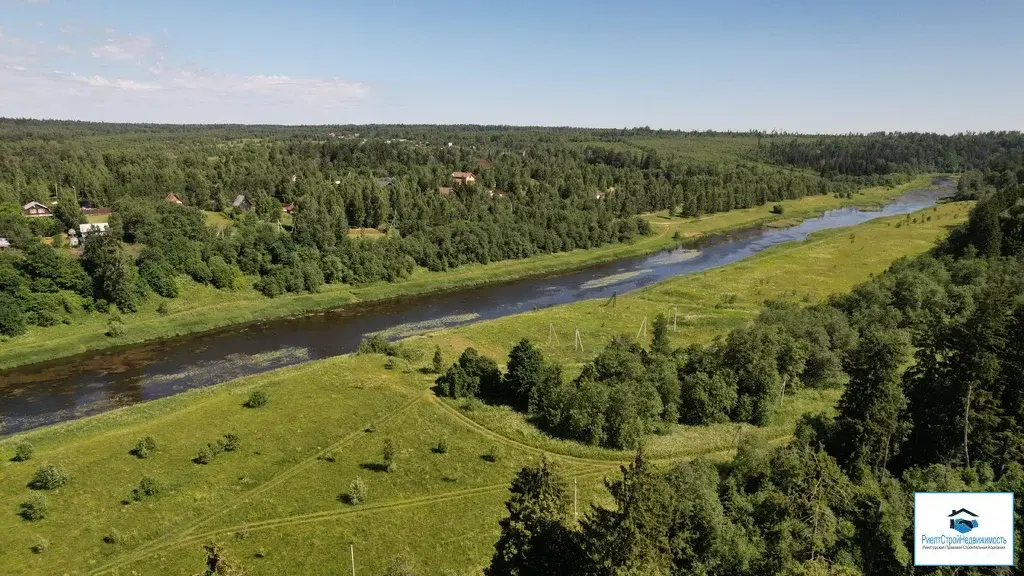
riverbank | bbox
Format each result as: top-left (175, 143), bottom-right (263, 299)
top-left (0, 176), bottom-right (934, 371)
top-left (0, 199), bottom-right (968, 575)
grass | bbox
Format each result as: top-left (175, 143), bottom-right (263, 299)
top-left (0, 199), bottom-right (968, 575)
top-left (0, 176), bottom-right (936, 370)
top-left (202, 210), bottom-right (232, 230)
top-left (85, 214), bottom-right (110, 224)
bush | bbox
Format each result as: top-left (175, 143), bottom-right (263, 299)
top-left (103, 529), bottom-right (128, 545)
top-left (383, 439), bottom-right (396, 472)
top-left (346, 477), bottom-right (367, 505)
top-left (29, 464), bottom-right (69, 490)
top-left (432, 346), bottom-right (444, 373)
top-left (358, 334), bottom-right (397, 356)
top-left (483, 445), bottom-right (500, 463)
top-left (222, 432), bottom-right (241, 452)
top-left (245, 390), bottom-right (268, 408)
top-left (193, 444), bottom-right (217, 465)
top-left (131, 436), bottom-right (158, 459)
top-left (13, 442), bottom-right (35, 462)
top-left (19, 494), bottom-right (47, 521)
top-left (131, 476), bottom-right (161, 501)
top-left (106, 317), bottom-right (127, 338)
top-left (433, 437), bottom-right (449, 454)
top-left (156, 300), bottom-right (170, 315)
top-left (771, 204), bottom-right (785, 215)
top-left (384, 357), bottom-right (398, 370)
top-left (30, 536), bottom-right (49, 554)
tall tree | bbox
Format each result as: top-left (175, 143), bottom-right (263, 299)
top-left (487, 457), bottom-right (577, 576)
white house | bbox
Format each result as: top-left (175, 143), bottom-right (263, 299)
top-left (79, 222), bottom-right (109, 237)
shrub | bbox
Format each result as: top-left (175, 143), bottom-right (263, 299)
top-left (346, 477), bottom-right (367, 505)
top-left (194, 444), bottom-right (217, 465)
top-left (156, 300), bottom-right (170, 315)
top-left (383, 439), bottom-right (396, 472)
top-left (28, 464), bottom-right (69, 490)
top-left (245, 390), bottom-right (268, 409)
top-left (317, 451), bottom-right (337, 463)
top-left (131, 476), bottom-right (161, 501)
top-left (13, 442), bottom-right (35, 462)
top-left (19, 494), bottom-right (47, 521)
top-left (432, 346), bottom-right (444, 373)
top-left (103, 529), bottom-right (128, 545)
top-left (358, 334), bottom-right (397, 356)
top-left (384, 357), bottom-right (398, 370)
top-left (483, 446), bottom-right (500, 463)
top-left (771, 204), bottom-right (785, 215)
top-left (106, 317), bottom-right (126, 338)
top-left (131, 436), bottom-right (158, 459)
top-left (433, 437), bottom-right (449, 454)
top-left (222, 432), bottom-right (241, 452)
top-left (30, 536), bottom-right (49, 554)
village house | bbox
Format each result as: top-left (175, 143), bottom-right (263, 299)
top-left (281, 203), bottom-right (296, 215)
top-left (166, 192), bottom-right (185, 206)
top-left (232, 195), bottom-right (252, 211)
top-left (22, 201), bottom-right (52, 218)
top-left (438, 186), bottom-right (453, 196)
top-left (451, 171), bottom-right (476, 186)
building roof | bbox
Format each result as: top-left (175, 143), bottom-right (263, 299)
top-left (166, 192), bottom-right (185, 205)
top-left (232, 194), bottom-right (248, 207)
top-left (451, 171), bottom-right (475, 179)
top-left (281, 203), bottom-right (296, 214)
top-left (476, 159), bottom-right (492, 168)
top-left (79, 222), bottom-right (109, 234)
top-left (438, 187), bottom-right (453, 196)
top-left (0, 237), bottom-right (10, 249)
top-left (376, 177), bottom-right (395, 187)
top-left (23, 200), bottom-right (49, 211)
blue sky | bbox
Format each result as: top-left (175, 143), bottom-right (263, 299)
top-left (1, 0), bottom-right (1022, 131)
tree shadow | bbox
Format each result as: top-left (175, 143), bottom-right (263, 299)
top-left (359, 462), bottom-right (389, 473)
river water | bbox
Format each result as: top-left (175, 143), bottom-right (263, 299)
top-left (0, 184), bottom-right (952, 433)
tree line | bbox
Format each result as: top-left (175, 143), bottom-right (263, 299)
top-left (481, 150), bottom-right (1024, 575)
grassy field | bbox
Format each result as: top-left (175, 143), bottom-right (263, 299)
top-left (0, 176), bottom-right (935, 371)
top-left (0, 199), bottom-right (968, 575)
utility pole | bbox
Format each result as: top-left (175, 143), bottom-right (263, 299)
top-left (350, 542), bottom-right (356, 576)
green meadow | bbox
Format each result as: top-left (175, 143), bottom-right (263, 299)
top-left (0, 197), bottom-right (968, 575)
top-left (0, 176), bottom-right (932, 370)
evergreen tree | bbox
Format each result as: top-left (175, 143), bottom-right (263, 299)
top-left (486, 457), bottom-right (577, 576)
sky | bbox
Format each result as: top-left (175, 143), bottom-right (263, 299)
top-left (1, 0), bottom-right (1022, 132)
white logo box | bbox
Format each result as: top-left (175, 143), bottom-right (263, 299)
top-left (914, 492), bottom-right (1014, 567)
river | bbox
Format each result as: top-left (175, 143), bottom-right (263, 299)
top-left (0, 183), bottom-right (952, 434)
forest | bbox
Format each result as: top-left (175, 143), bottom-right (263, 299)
top-left (481, 148), bottom-right (1024, 574)
top-left (2, 122), bottom-right (1022, 341)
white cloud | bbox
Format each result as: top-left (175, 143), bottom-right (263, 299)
top-left (90, 32), bottom-right (154, 61)
top-left (0, 23), bottom-right (375, 123)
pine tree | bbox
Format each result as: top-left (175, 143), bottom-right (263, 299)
top-left (487, 457), bottom-right (576, 576)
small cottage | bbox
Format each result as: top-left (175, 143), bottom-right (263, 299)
top-left (22, 201), bottom-right (52, 218)
top-left (281, 203), bottom-right (296, 215)
top-left (166, 193), bottom-right (185, 206)
top-left (232, 195), bottom-right (252, 211)
top-left (451, 171), bottom-right (476, 186)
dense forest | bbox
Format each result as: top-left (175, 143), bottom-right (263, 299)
top-left (1, 123), bottom-right (1021, 343)
top-left (482, 149), bottom-right (1024, 575)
